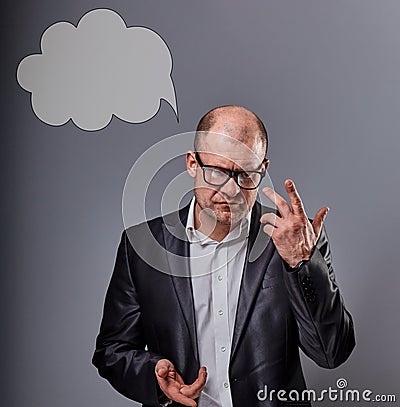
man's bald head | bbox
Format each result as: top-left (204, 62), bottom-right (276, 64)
top-left (194, 105), bottom-right (268, 157)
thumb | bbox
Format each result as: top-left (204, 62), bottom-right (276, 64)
top-left (312, 206), bottom-right (329, 239)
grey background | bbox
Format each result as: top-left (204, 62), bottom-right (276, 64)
top-left (2, 0), bottom-right (400, 406)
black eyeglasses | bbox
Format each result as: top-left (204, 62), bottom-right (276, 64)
top-left (194, 151), bottom-right (268, 190)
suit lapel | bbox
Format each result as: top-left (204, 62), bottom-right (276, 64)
top-left (160, 200), bottom-right (276, 366)
top-left (161, 204), bottom-right (199, 364)
top-left (230, 201), bottom-right (276, 363)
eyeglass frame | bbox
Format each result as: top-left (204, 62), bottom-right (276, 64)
top-left (194, 151), bottom-right (269, 190)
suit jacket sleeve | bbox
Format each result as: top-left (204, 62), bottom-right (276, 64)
top-left (92, 230), bottom-right (164, 406)
top-left (282, 225), bottom-right (355, 368)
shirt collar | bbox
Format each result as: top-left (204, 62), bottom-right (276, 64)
top-left (185, 196), bottom-right (251, 245)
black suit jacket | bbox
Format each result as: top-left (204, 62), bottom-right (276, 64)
top-left (92, 200), bottom-right (355, 407)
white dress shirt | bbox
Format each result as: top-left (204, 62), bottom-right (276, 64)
top-left (185, 197), bottom-right (251, 407)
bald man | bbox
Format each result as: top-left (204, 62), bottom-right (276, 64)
top-left (92, 106), bottom-right (355, 407)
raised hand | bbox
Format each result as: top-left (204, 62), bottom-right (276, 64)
top-left (260, 179), bottom-right (329, 268)
top-left (155, 359), bottom-right (207, 407)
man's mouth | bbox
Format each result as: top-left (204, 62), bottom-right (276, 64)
top-left (214, 201), bottom-right (242, 205)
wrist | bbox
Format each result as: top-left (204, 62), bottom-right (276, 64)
top-left (158, 392), bottom-right (172, 406)
top-left (286, 259), bottom-right (309, 272)
top-left (286, 250), bottom-right (314, 269)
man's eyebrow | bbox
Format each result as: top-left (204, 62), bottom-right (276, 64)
top-left (196, 151), bottom-right (264, 171)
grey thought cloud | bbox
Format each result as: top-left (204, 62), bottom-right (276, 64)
top-left (16, 8), bottom-right (178, 131)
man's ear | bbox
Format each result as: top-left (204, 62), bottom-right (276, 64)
top-left (186, 151), bottom-right (197, 178)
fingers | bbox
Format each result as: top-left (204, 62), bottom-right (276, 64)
top-left (155, 360), bottom-right (204, 407)
top-left (175, 372), bottom-right (185, 386)
top-left (155, 359), bottom-right (175, 379)
top-left (180, 366), bottom-right (207, 398)
top-left (262, 187), bottom-right (291, 217)
top-left (284, 179), bottom-right (305, 216)
top-left (168, 387), bottom-right (198, 407)
top-left (312, 206), bottom-right (330, 239)
top-left (196, 366), bottom-right (207, 388)
top-left (157, 376), bottom-right (198, 406)
top-left (260, 213), bottom-right (280, 236)
top-left (259, 212), bottom-right (281, 226)
top-left (168, 371), bottom-right (198, 407)
top-left (263, 224), bottom-right (275, 237)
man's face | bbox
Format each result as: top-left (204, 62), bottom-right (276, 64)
top-left (187, 132), bottom-right (267, 229)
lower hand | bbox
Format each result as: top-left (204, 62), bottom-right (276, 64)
top-left (155, 359), bottom-right (207, 407)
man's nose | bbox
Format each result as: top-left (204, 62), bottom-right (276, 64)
top-left (219, 176), bottom-right (241, 197)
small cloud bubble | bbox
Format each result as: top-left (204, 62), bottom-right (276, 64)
top-left (17, 8), bottom-right (178, 131)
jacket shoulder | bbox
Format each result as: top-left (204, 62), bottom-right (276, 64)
top-left (123, 203), bottom-right (191, 248)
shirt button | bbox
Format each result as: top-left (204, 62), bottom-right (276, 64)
top-left (223, 382), bottom-right (229, 388)
top-left (218, 309), bottom-right (224, 315)
top-left (221, 346), bottom-right (226, 352)
top-left (218, 275), bottom-right (223, 281)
